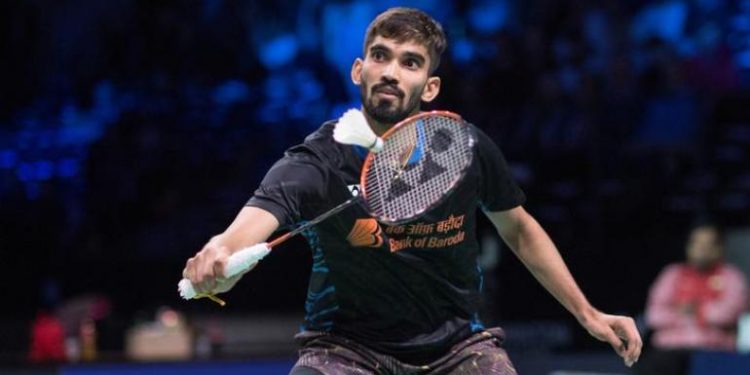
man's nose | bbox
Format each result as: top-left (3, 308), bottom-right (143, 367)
top-left (382, 60), bottom-right (399, 82)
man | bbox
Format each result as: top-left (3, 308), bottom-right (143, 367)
top-left (182, 8), bottom-right (641, 374)
top-left (637, 223), bottom-right (748, 375)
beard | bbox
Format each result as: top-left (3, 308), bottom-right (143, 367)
top-left (360, 82), bottom-right (422, 125)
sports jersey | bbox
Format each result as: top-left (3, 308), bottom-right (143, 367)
top-left (246, 117), bottom-right (525, 364)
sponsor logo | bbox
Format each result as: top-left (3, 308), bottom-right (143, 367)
top-left (347, 184), bottom-right (361, 197)
top-left (347, 218), bottom-right (384, 248)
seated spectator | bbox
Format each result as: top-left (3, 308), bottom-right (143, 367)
top-left (636, 223), bottom-right (748, 375)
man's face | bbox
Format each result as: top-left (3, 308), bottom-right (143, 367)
top-left (686, 226), bottom-right (723, 270)
top-left (353, 36), bottom-right (439, 125)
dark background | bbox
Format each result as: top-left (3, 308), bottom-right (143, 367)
top-left (2, 0), bottom-right (750, 364)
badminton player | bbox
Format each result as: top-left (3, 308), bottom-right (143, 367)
top-left (182, 7), bottom-right (642, 374)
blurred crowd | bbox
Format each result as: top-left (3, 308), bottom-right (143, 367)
top-left (2, 0), bottom-right (750, 366)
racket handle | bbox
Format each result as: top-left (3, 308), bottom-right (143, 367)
top-left (178, 242), bottom-right (272, 300)
top-left (224, 242), bottom-right (272, 276)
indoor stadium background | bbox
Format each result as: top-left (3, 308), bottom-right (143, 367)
top-left (2, 0), bottom-right (750, 374)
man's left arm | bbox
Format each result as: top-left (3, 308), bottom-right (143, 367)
top-left (485, 206), bottom-right (642, 367)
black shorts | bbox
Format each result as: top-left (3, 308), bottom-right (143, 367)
top-left (289, 327), bottom-right (518, 375)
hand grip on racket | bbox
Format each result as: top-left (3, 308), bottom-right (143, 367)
top-left (177, 195), bottom-right (359, 304)
top-left (178, 242), bottom-right (271, 302)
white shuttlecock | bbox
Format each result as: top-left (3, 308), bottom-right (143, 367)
top-left (334, 109), bottom-right (383, 152)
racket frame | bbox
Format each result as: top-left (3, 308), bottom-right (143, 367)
top-left (359, 110), bottom-right (475, 225)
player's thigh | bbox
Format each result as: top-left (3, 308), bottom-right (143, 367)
top-left (289, 366), bottom-right (325, 375)
top-left (291, 336), bottom-right (380, 375)
top-left (447, 341), bottom-right (517, 375)
top-left (436, 329), bottom-right (518, 375)
top-left (290, 351), bottom-right (378, 375)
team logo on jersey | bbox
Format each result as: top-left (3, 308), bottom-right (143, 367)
top-left (347, 218), bottom-right (384, 248)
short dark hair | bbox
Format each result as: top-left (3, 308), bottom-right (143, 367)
top-left (363, 7), bottom-right (447, 74)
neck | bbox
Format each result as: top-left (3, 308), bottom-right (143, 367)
top-left (361, 107), bottom-right (421, 136)
top-left (365, 114), bottom-right (390, 136)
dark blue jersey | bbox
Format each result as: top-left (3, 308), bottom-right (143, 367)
top-left (246, 119), bottom-right (525, 364)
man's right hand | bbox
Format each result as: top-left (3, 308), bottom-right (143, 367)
top-left (181, 206), bottom-right (280, 297)
top-left (182, 244), bottom-right (254, 296)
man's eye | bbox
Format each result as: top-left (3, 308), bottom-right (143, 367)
top-left (372, 51), bottom-right (385, 60)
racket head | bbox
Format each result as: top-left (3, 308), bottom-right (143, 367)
top-left (360, 111), bottom-right (475, 225)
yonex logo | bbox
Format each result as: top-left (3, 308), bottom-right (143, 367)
top-left (347, 184), bottom-right (361, 197)
top-left (387, 129), bottom-right (454, 201)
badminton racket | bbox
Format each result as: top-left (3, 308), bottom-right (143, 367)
top-left (178, 109), bottom-right (475, 304)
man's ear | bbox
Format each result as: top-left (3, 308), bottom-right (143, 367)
top-left (421, 76), bottom-right (441, 102)
top-left (351, 58), bottom-right (363, 86)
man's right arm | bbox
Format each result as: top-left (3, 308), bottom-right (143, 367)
top-left (183, 149), bottom-right (327, 296)
top-left (182, 206), bottom-right (280, 296)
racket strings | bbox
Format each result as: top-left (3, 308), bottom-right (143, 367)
top-left (364, 114), bottom-right (473, 224)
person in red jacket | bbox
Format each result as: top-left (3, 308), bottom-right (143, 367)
top-left (29, 311), bottom-right (66, 363)
top-left (637, 223), bottom-right (749, 374)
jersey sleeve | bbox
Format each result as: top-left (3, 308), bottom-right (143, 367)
top-left (245, 154), bottom-right (328, 228)
top-left (474, 126), bottom-right (526, 211)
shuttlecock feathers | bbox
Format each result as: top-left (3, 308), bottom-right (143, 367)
top-left (334, 109), bottom-right (383, 152)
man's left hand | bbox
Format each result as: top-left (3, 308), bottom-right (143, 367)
top-left (579, 309), bottom-right (642, 367)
